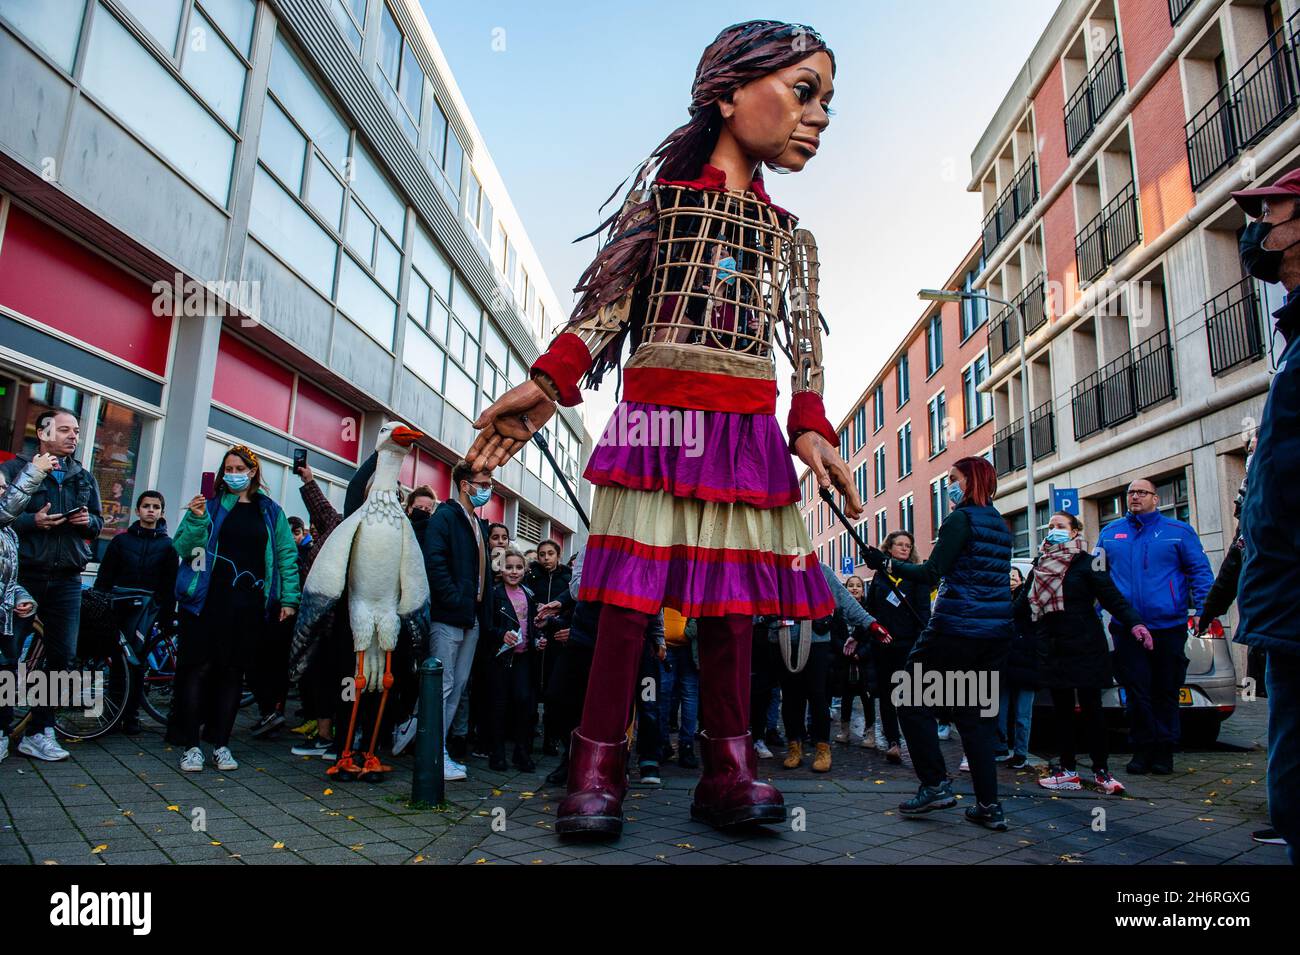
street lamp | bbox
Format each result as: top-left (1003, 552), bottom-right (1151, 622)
top-left (918, 287), bottom-right (1038, 552)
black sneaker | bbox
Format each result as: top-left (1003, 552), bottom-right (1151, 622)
top-left (764, 728), bottom-right (785, 750)
top-left (1125, 748), bottom-right (1151, 775)
top-left (677, 745), bottom-right (699, 770)
top-left (513, 748), bottom-right (536, 773)
top-left (250, 712), bottom-right (285, 738)
top-left (1252, 827), bottom-right (1286, 845)
top-left (292, 737), bottom-right (333, 757)
top-left (637, 761), bottom-right (661, 787)
top-left (321, 740), bottom-right (340, 763)
top-left (964, 801), bottom-right (1009, 831)
top-left (1149, 744), bottom-right (1174, 775)
top-left (119, 714), bottom-right (142, 735)
top-left (489, 752), bottom-right (509, 771)
top-left (545, 758), bottom-right (569, 787)
top-left (1008, 754), bottom-right (1028, 770)
top-left (898, 781), bottom-right (957, 815)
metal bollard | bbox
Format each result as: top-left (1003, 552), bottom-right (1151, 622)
top-left (411, 656), bottom-right (445, 806)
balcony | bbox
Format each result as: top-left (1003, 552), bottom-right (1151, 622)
top-left (1205, 277), bottom-right (1267, 375)
top-left (1075, 180), bottom-right (1141, 285)
top-left (1185, 26), bottom-right (1299, 190)
top-left (1064, 35), bottom-right (1126, 156)
top-left (986, 274), bottom-right (1048, 366)
top-left (980, 158), bottom-right (1039, 259)
top-left (992, 400), bottom-right (1056, 476)
top-left (1168, 0), bottom-right (1196, 26)
top-left (1071, 328), bottom-right (1175, 441)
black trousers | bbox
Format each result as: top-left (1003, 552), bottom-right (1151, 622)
top-left (1049, 686), bottom-right (1108, 771)
top-left (779, 641), bottom-right (832, 745)
top-left (544, 640), bottom-right (594, 747)
top-left (873, 640), bottom-right (912, 746)
top-left (897, 635), bottom-right (1008, 806)
top-left (489, 652), bottom-right (535, 757)
top-left (749, 631), bottom-right (782, 740)
top-left (251, 610), bottom-right (291, 717)
top-left (832, 652), bottom-right (872, 730)
top-left (174, 660), bottom-right (244, 748)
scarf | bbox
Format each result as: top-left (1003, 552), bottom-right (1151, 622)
top-left (1028, 535), bottom-right (1089, 622)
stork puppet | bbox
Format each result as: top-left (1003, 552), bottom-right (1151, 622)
top-left (294, 421), bottom-right (431, 781)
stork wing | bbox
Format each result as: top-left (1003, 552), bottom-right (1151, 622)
top-left (294, 509), bottom-right (364, 643)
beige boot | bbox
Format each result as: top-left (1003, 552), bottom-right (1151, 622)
top-left (782, 740), bottom-right (803, 769)
top-left (812, 742), bottom-right (832, 773)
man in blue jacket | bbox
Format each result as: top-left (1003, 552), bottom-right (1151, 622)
top-left (1097, 479), bottom-right (1213, 776)
top-left (1231, 169), bottom-right (1300, 862)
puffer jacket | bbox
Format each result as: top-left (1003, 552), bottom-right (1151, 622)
top-left (1, 460), bottom-right (44, 640)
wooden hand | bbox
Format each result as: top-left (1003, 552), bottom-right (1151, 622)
top-left (468, 379), bottom-right (557, 472)
top-left (794, 431), bottom-right (863, 520)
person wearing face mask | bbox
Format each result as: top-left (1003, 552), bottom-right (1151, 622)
top-left (171, 445), bottom-right (300, 773)
top-left (860, 457), bottom-right (1013, 831)
top-left (420, 459), bottom-right (494, 781)
top-left (1020, 512), bottom-right (1149, 794)
top-left (1230, 169), bottom-right (1300, 862)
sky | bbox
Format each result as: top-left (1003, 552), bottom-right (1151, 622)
top-left (420, 0), bottom-right (1058, 437)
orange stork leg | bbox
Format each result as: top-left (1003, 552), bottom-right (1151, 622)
top-left (358, 651), bottom-right (395, 781)
top-left (327, 652), bottom-right (366, 779)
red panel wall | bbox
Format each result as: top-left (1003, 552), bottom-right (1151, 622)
top-left (1131, 67), bottom-right (1194, 241)
top-left (293, 378), bottom-right (360, 463)
top-left (213, 334), bottom-right (292, 431)
top-left (414, 453), bottom-right (451, 501)
top-left (0, 207), bottom-right (171, 376)
top-left (1034, 60), bottom-right (1070, 192)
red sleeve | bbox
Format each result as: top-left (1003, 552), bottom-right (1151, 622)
top-left (530, 333), bottom-right (592, 407)
top-left (787, 391), bottom-right (838, 452)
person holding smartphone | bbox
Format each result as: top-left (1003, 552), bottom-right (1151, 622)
top-left (170, 445), bottom-right (300, 773)
top-left (1, 409), bottom-right (103, 763)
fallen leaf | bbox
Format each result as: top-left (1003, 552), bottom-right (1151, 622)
top-left (520, 792), bottom-right (535, 798)
top-left (1197, 818), bottom-right (1214, 823)
top-left (531, 859), bottom-right (543, 864)
top-left (121, 810), bottom-right (133, 817)
top-left (474, 857), bottom-right (488, 864)
top-left (210, 841), bottom-right (222, 846)
top-left (412, 855), bottom-right (425, 863)
top-left (166, 805), bottom-right (180, 812)
top-left (43, 860), bottom-right (58, 865)
top-left (674, 843), bottom-right (694, 849)
top-left (323, 788), bottom-right (333, 796)
top-left (272, 842), bottom-right (285, 850)
top-left (349, 844), bottom-right (364, 851)
top-left (874, 779), bottom-right (885, 785)
top-left (72, 783), bottom-right (87, 789)
top-left (491, 789), bottom-right (502, 797)
top-left (346, 815), bottom-right (355, 821)
top-left (91, 845), bottom-right (107, 854)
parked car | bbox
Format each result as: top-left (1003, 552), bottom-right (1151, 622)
top-left (1012, 558), bottom-right (1235, 746)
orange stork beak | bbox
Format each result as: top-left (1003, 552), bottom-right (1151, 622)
top-left (391, 425), bottom-right (423, 447)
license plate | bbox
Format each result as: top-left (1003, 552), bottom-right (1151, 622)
top-left (1178, 687), bottom-right (1193, 705)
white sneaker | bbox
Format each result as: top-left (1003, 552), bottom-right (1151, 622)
top-left (754, 740), bottom-right (774, 759)
top-left (18, 728), bottom-right (69, 761)
top-left (937, 723), bottom-right (952, 741)
top-left (213, 746), bottom-right (238, 771)
top-left (180, 747), bottom-right (204, 772)
top-left (0, 736), bottom-right (8, 763)
top-left (443, 755), bottom-right (467, 781)
top-left (959, 756), bottom-right (970, 773)
top-left (391, 717), bottom-right (417, 756)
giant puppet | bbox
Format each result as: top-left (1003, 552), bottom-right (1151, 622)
top-left (467, 21), bottom-right (862, 837)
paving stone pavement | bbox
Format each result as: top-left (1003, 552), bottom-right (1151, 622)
top-left (0, 700), bottom-right (1287, 865)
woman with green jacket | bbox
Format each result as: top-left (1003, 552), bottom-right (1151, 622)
top-left (171, 445), bottom-right (300, 774)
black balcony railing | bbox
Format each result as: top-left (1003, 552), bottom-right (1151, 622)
top-left (1064, 36), bottom-right (1126, 156)
top-left (1015, 273), bottom-right (1048, 336)
top-left (987, 275), bottom-right (1047, 365)
top-left (993, 400), bottom-right (1056, 476)
top-left (1205, 277), bottom-right (1267, 375)
top-left (1072, 328), bottom-right (1175, 441)
top-left (1185, 27), bottom-right (1299, 190)
top-left (988, 303), bottom-right (1019, 366)
top-left (1169, 0), bottom-right (1196, 26)
top-left (1075, 181), bottom-right (1141, 286)
top-left (980, 158), bottom-right (1039, 259)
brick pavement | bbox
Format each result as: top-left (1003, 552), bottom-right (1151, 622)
top-left (0, 700), bottom-right (1286, 865)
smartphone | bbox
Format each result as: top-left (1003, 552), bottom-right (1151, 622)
top-left (200, 471), bottom-right (216, 498)
top-left (292, 447), bottom-right (308, 475)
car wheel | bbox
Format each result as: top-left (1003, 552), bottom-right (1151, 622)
top-left (1179, 713), bottom-right (1222, 748)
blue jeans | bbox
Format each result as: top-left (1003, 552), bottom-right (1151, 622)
top-left (17, 571), bottom-right (82, 732)
top-left (997, 684), bottom-right (1035, 757)
top-left (658, 644), bottom-right (698, 745)
top-left (1266, 652), bottom-right (1300, 865)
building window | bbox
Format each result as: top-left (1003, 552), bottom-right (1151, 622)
top-left (960, 261), bottom-right (989, 340)
top-left (875, 509), bottom-right (888, 546)
top-left (928, 391), bottom-right (947, 456)
top-left (327, 0), bottom-right (367, 54)
top-left (897, 421), bottom-right (912, 478)
top-left (899, 493), bottom-right (914, 535)
top-left (873, 384), bottom-right (884, 431)
top-left (873, 445), bottom-right (886, 495)
top-left (926, 314), bottom-right (943, 376)
top-left (854, 461), bottom-right (868, 504)
top-left (852, 403), bottom-right (867, 451)
top-left (839, 427), bottom-right (849, 462)
top-left (962, 353), bottom-right (994, 431)
top-left (375, 2), bottom-right (423, 144)
top-left (896, 353), bottom-right (910, 407)
top-left (929, 474), bottom-right (951, 542)
top-left (428, 98), bottom-right (465, 212)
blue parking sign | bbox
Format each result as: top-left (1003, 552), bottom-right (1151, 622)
top-left (842, 555), bottom-right (854, 575)
top-left (1052, 487), bottom-right (1079, 515)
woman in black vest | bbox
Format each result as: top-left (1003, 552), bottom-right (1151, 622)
top-left (862, 456), bottom-right (1013, 831)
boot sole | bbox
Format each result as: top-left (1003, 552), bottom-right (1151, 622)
top-left (555, 815), bottom-right (623, 838)
top-left (690, 803), bottom-right (786, 829)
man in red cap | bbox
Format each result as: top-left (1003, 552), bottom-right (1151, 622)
top-left (1230, 166), bottom-right (1300, 863)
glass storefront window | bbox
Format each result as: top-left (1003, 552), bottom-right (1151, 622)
top-left (91, 399), bottom-right (144, 545)
top-left (0, 0), bottom-right (87, 71)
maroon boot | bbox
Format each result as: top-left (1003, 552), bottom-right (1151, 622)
top-left (555, 730), bottom-right (628, 837)
top-left (691, 731), bottom-right (786, 829)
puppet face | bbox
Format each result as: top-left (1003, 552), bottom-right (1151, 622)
top-left (719, 51), bottom-right (833, 173)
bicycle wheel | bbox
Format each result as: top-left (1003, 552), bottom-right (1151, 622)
top-left (53, 645), bottom-right (132, 740)
top-left (140, 628), bottom-right (180, 726)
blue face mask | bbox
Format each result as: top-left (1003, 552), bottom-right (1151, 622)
top-left (946, 483), bottom-right (963, 506)
top-left (1044, 529), bottom-right (1071, 546)
top-left (224, 472), bottom-right (250, 492)
top-left (469, 486), bottom-right (492, 508)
